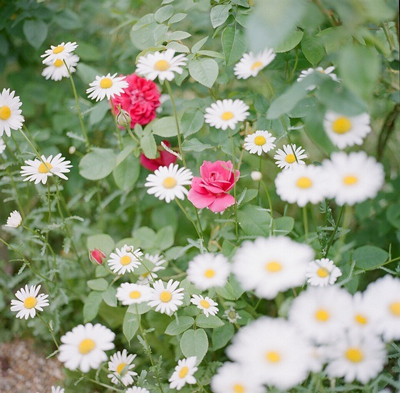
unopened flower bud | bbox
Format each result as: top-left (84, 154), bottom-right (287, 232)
top-left (116, 107), bottom-right (131, 128)
top-left (89, 249), bottom-right (106, 265)
top-left (251, 171), bottom-right (262, 181)
top-left (69, 146), bottom-right (76, 154)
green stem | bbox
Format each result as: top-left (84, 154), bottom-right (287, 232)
top-left (260, 180), bottom-right (274, 235)
top-left (110, 100), bottom-right (123, 150)
top-left (334, 205), bottom-right (352, 263)
top-left (324, 205), bottom-right (344, 257)
top-left (37, 313), bottom-right (59, 349)
top-left (228, 129), bottom-right (239, 242)
top-left (86, 378), bottom-right (124, 392)
top-left (175, 199), bottom-right (203, 241)
top-left (303, 206), bottom-right (309, 242)
top-left (257, 155), bottom-right (262, 207)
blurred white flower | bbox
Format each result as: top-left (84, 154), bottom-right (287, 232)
top-left (306, 258), bottom-right (342, 287)
top-left (5, 210), bottom-right (22, 228)
top-left (0, 88), bottom-right (24, 137)
top-left (204, 99), bottom-right (249, 131)
top-left (234, 49), bottom-right (276, 79)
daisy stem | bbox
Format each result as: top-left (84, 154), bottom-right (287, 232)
top-left (19, 127), bottom-right (42, 160)
top-left (165, 80), bottom-right (186, 167)
top-left (228, 130), bottom-right (239, 242)
top-left (37, 313), bottom-right (59, 349)
top-left (86, 378), bottom-right (124, 392)
top-left (10, 133), bottom-right (23, 157)
top-left (110, 100), bottom-right (123, 150)
top-left (334, 205), bottom-right (352, 262)
top-left (194, 208), bottom-right (208, 252)
top-left (324, 205), bottom-right (344, 257)
top-left (303, 206), bottom-right (309, 242)
top-left (23, 124), bottom-right (40, 151)
top-left (260, 180), bottom-right (274, 235)
top-left (175, 199), bottom-right (203, 244)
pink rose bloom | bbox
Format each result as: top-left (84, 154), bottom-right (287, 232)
top-left (188, 160), bottom-right (239, 213)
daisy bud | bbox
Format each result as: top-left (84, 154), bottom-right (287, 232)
top-left (116, 107), bottom-right (131, 128)
top-left (251, 171), bottom-right (262, 181)
top-left (89, 249), bottom-right (106, 265)
top-left (69, 146), bottom-right (76, 154)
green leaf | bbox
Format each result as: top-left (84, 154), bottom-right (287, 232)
top-left (216, 277), bottom-right (244, 300)
top-left (353, 246), bottom-right (389, 270)
top-left (180, 329), bottom-right (208, 364)
top-left (155, 226), bottom-right (174, 250)
top-left (222, 27), bottom-right (246, 66)
top-left (210, 5), bottom-right (232, 28)
top-left (76, 63), bottom-right (101, 85)
top-left (152, 116), bottom-right (179, 137)
top-left (87, 278), bottom-right (108, 291)
top-left (196, 315), bottom-right (224, 329)
top-left (165, 316), bottom-right (194, 335)
top-left (96, 265), bottom-right (109, 277)
top-left (123, 311), bottom-right (139, 344)
top-left (127, 303), bottom-right (152, 315)
top-left (54, 9), bottom-right (82, 30)
top-left (273, 217), bottom-right (295, 236)
top-left (89, 100), bottom-right (110, 126)
top-left (274, 30), bottom-right (304, 53)
top-left (130, 16), bottom-right (157, 50)
top-left (23, 20), bottom-right (48, 49)
top-left (140, 133), bottom-right (157, 159)
top-left (87, 234), bottom-right (115, 256)
top-left (113, 147), bottom-right (140, 190)
top-left (182, 138), bottom-right (213, 152)
top-left (79, 148), bottom-right (117, 180)
top-left (238, 204), bottom-right (272, 237)
top-left (212, 323), bottom-right (234, 350)
top-left (181, 110), bottom-right (204, 136)
top-left (102, 286), bottom-right (117, 307)
top-left (169, 13), bottom-right (187, 24)
top-left (83, 291), bottom-right (103, 322)
top-left (155, 5), bottom-right (174, 23)
top-left (169, 31), bottom-right (191, 41)
top-left (192, 36), bottom-right (209, 53)
top-left (188, 58), bottom-right (219, 89)
top-left (301, 32), bottom-right (325, 66)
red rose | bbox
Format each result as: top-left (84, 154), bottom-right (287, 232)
top-left (140, 141), bottom-right (177, 171)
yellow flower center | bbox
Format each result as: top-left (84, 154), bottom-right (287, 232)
top-left (389, 302), bottom-right (400, 316)
top-left (24, 296), bottom-right (37, 309)
top-left (254, 136), bottom-right (266, 146)
top-left (163, 177), bottom-right (177, 189)
top-left (0, 106), bottom-right (12, 120)
top-left (265, 261), bottom-right (282, 273)
top-left (317, 267), bottom-right (329, 278)
top-left (345, 348), bottom-right (364, 363)
top-left (100, 78), bottom-right (113, 89)
top-left (53, 45), bottom-right (65, 54)
top-left (221, 111), bottom-right (234, 121)
top-left (265, 351), bottom-right (281, 363)
top-left (160, 290), bottom-right (172, 303)
top-left (200, 300), bottom-right (210, 309)
top-left (130, 291), bottom-right (141, 299)
top-left (120, 255), bottom-right (132, 266)
top-left (78, 338), bottom-right (96, 354)
top-left (296, 176), bottom-right (312, 189)
top-left (233, 384), bottom-right (245, 393)
top-left (154, 59), bottom-right (170, 71)
top-left (332, 117), bottom-right (352, 134)
top-left (251, 61), bottom-right (263, 70)
top-left (319, 69), bottom-right (326, 74)
top-left (38, 162), bottom-right (53, 173)
top-left (315, 309), bottom-right (330, 322)
top-left (285, 153), bottom-right (296, 164)
top-left (343, 175), bottom-right (358, 185)
top-left (204, 269), bottom-right (215, 278)
top-left (179, 366), bottom-right (189, 378)
top-left (355, 314), bottom-right (368, 325)
top-left (54, 59), bottom-right (64, 67)
top-left (117, 362), bottom-right (127, 375)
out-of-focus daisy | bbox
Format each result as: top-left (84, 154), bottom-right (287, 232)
top-left (145, 163), bottom-right (193, 203)
top-left (204, 99), bottom-right (249, 131)
top-left (224, 306), bottom-right (242, 324)
top-left (325, 332), bottom-right (386, 383)
top-left (108, 349), bottom-right (137, 386)
top-left (191, 294), bottom-right (219, 317)
top-left (108, 245), bottom-right (142, 275)
top-left (5, 210), bottom-right (22, 228)
top-left (20, 154), bottom-right (72, 185)
top-left (233, 236), bottom-right (314, 299)
top-left (274, 144), bottom-right (307, 170)
top-left (275, 164), bottom-right (327, 207)
top-left (51, 387), bottom-right (64, 393)
top-left (250, 171), bottom-right (262, 181)
top-left (289, 286), bottom-right (353, 344)
top-left (187, 253), bottom-right (230, 290)
top-left (234, 49), bottom-right (276, 79)
top-left (297, 66), bottom-right (338, 90)
top-left (227, 317), bottom-right (312, 390)
top-left (350, 292), bottom-right (377, 334)
top-left (0, 138), bottom-right (5, 153)
top-left (42, 54), bottom-right (80, 81)
top-left (306, 258), bottom-right (342, 287)
top-left (324, 111), bottom-right (371, 149)
top-left (126, 388), bottom-right (150, 393)
top-left (136, 49), bottom-right (187, 82)
top-left (0, 88), bottom-right (24, 137)
top-left (116, 283), bottom-right (152, 305)
top-left (137, 253), bottom-right (167, 284)
top-left (86, 73), bottom-right (129, 102)
top-left (322, 152), bottom-right (385, 206)
top-left (41, 42), bottom-right (78, 64)
top-left (58, 323), bottom-right (115, 373)
top-left (10, 284), bottom-right (49, 319)
top-left (169, 356), bottom-right (198, 391)
top-left (243, 130), bottom-right (276, 155)
top-left (148, 279), bottom-right (184, 315)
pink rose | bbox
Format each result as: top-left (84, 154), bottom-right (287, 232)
top-left (188, 160), bottom-right (239, 213)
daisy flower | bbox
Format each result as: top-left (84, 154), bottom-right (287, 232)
top-left (116, 283), bottom-right (151, 305)
top-left (136, 49), bottom-right (187, 82)
top-left (325, 331), bottom-right (386, 383)
top-left (10, 284), bottom-right (49, 319)
top-left (186, 253), bottom-right (230, 290)
top-left (191, 294), bottom-right (219, 317)
top-left (289, 286), bottom-right (353, 344)
top-left (306, 258), bottom-right (342, 287)
top-left (224, 306), bottom-right (242, 324)
top-left (350, 292), bottom-right (378, 335)
top-left (137, 253), bottom-right (167, 284)
top-left (234, 49), bottom-right (276, 79)
top-left (169, 356), bottom-right (198, 391)
top-left (58, 323), bottom-right (115, 373)
top-left (51, 387), bottom-right (64, 393)
top-left (41, 42), bottom-right (78, 64)
top-left (145, 163), bottom-right (193, 203)
top-left (204, 99), bottom-right (249, 131)
top-left (274, 144), bottom-right (307, 170)
top-left (275, 164), bottom-right (327, 207)
top-left (108, 349), bottom-right (137, 386)
top-left (0, 138), bottom-right (5, 153)
top-left (322, 151), bottom-right (385, 206)
top-left (108, 245), bottom-right (142, 275)
top-left (42, 54), bottom-right (80, 81)
top-left (148, 279), bottom-right (184, 316)
top-left (86, 73), bottom-right (129, 102)
top-left (232, 236), bottom-right (314, 299)
top-left (20, 153), bottom-right (72, 185)
top-left (0, 88), bottom-right (24, 137)
top-left (243, 130), bottom-right (276, 155)
top-left (126, 388), bottom-right (150, 393)
top-left (5, 210), bottom-right (22, 228)
top-left (297, 66), bottom-right (338, 90)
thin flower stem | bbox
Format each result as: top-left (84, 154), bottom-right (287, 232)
top-left (86, 378), bottom-right (124, 392)
top-left (19, 127), bottom-right (42, 159)
top-left (303, 206), bottom-right (309, 242)
top-left (37, 313), bottom-right (59, 349)
top-left (260, 180), bottom-right (274, 235)
top-left (334, 205), bottom-right (352, 263)
top-left (324, 205), bottom-right (344, 257)
top-left (175, 199), bottom-right (203, 241)
top-left (258, 155), bottom-right (262, 206)
top-left (194, 208), bottom-right (209, 252)
top-left (110, 99), bottom-right (123, 150)
top-left (228, 129), bottom-right (239, 242)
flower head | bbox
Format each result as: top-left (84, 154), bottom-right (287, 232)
top-left (5, 210), bottom-right (22, 228)
top-left (108, 245), bottom-right (142, 275)
top-left (306, 258), bottom-right (342, 287)
top-left (10, 284), bottom-right (49, 319)
top-left (191, 295), bottom-right (219, 317)
top-left (41, 42), bottom-right (78, 64)
top-left (86, 73), bottom-right (129, 102)
top-left (204, 99), bottom-right (249, 130)
top-left (148, 279), bottom-right (184, 315)
top-left (297, 66), bottom-right (338, 90)
top-left (234, 49), bottom-right (276, 79)
top-left (89, 249), bottom-right (106, 265)
top-left (140, 141), bottom-right (177, 172)
top-left (116, 282), bottom-right (152, 305)
top-left (137, 253), bottom-right (167, 284)
top-left (0, 88), bottom-right (24, 137)
top-left (243, 130), bottom-right (276, 155)
top-left (274, 144), bottom-right (307, 170)
top-left (108, 349), bottom-right (137, 386)
top-left (169, 356), bottom-right (198, 391)
top-left (42, 54), bottom-right (79, 81)
top-left (224, 306), bottom-right (242, 324)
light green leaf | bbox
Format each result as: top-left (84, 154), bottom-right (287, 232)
top-left (140, 133), bottom-right (157, 159)
top-left (54, 9), bottom-right (82, 30)
top-left (102, 286), bottom-right (117, 307)
top-left (222, 26), bottom-right (246, 66)
top-left (192, 36), bottom-right (209, 53)
top-left (169, 13), bottom-right (187, 24)
top-left (180, 329), bottom-right (208, 364)
top-left (353, 246), bottom-right (389, 270)
top-left (79, 148), bottom-right (116, 180)
top-left (87, 278), bottom-right (108, 291)
top-left (76, 63), bottom-right (101, 85)
top-left (196, 315), bottom-right (224, 329)
top-left (181, 110), bottom-right (204, 136)
top-left (152, 116), bottom-right (179, 137)
top-left (182, 138), bottom-right (213, 152)
top-left (155, 5), bottom-right (174, 23)
top-left (123, 311), bottom-right (139, 344)
top-left (274, 30), bottom-right (304, 53)
top-left (113, 149), bottom-right (140, 191)
top-left (127, 303), bottom-right (152, 315)
top-left (87, 234), bottom-right (115, 256)
top-left (166, 41), bottom-right (190, 53)
top-left (165, 316), bottom-right (194, 335)
top-left (301, 32), bottom-right (325, 66)
top-left (189, 58), bottom-right (219, 88)
top-left (212, 323), bottom-right (234, 350)
top-left (238, 204), bottom-right (272, 237)
top-left (83, 291), bottom-right (103, 322)
top-left (197, 50), bottom-right (225, 59)
top-left (273, 217), bottom-right (295, 235)
top-left (89, 100), bottom-right (110, 126)
top-left (210, 5), bottom-right (232, 28)
top-left (23, 20), bottom-right (48, 49)
top-left (155, 226), bottom-right (175, 250)
top-left (169, 31), bottom-right (191, 41)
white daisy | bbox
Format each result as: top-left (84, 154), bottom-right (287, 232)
top-left (186, 253), bottom-right (230, 291)
top-left (144, 163), bottom-right (193, 203)
top-left (0, 137), bottom-right (5, 153)
top-left (42, 54), bottom-right (80, 81)
top-left (0, 88), bottom-right (24, 137)
top-left (275, 164), bottom-right (327, 207)
top-left (325, 331), bottom-right (386, 384)
top-left (41, 42), bottom-right (78, 64)
top-left (232, 236), bottom-right (314, 299)
top-left (5, 210), bottom-right (22, 228)
top-left (108, 245), bottom-right (142, 275)
top-left (274, 144), bottom-right (307, 170)
top-left (108, 349), bottom-right (137, 386)
top-left (20, 153), bottom-right (72, 185)
top-left (204, 99), bottom-right (249, 131)
top-left (126, 388), bottom-right (150, 393)
top-left (116, 282), bottom-right (151, 305)
top-left (148, 279), bottom-right (184, 316)
top-left (234, 49), bottom-right (276, 79)
top-left (190, 294), bottom-right (219, 317)
top-left (51, 387), bottom-right (64, 393)
top-left (86, 73), bottom-right (129, 102)
top-left (227, 317), bottom-right (312, 390)
top-left (324, 111), bottom-right (371, 149)
top-left (306, 258), bottom-right (342, 287)
top-left (169, 356), bottom-right (198, 391)
top-left (58, 323), bottom-right (115, 373)
top-left (289, 286), bottom-right (353, 344)
top-left (136, 49), bottom-right (187, 82)
top-left (137, 253), bottom-right (167, 284)
top-left (297, 66), bottom-right (339, 90)
top-left (363, 275), bottom-right (400, 341)
top-left (224, 306), bottom-right (242, 324)
top-left (10, 284), bottom-right (49, 319)
top-left (322, 151), bottom-right (385, 206)
top-left (350, 292), bottom-right (378, 335)
top-left (243, 130), bottom-right (276, 155)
